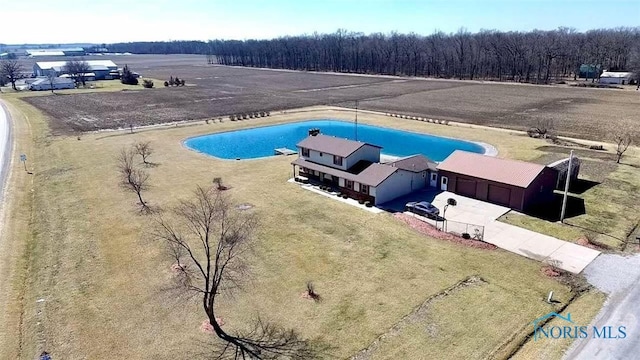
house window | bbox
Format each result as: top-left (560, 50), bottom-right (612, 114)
top-left (333, 155), bottom-right (343, 166)
top-left (301, 148), bottom-right (309, 157)
top-left (346, 180), bottom-right (354, 190)
top-left (319, 152), bottom-right (323, 157)
top-left (360, 185), bottom-right (369, 194)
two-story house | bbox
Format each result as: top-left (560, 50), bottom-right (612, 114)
top-left (291, 133), bottom-right (435, 205)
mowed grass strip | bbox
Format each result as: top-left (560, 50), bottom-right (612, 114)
top-left (2, 101), bottom-right (598, 359)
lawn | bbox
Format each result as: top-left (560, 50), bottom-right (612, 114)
top-left (0, 100), bottom-right (610, 359)
top-left (500, 144), bottom-right (640, 250)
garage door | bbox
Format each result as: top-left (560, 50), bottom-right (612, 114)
top-left (456, 177), bottom-right (477, 197)
top-left (488, 184), bottom-right (511, 206)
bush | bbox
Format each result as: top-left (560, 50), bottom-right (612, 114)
top-left (447, 198), bottom-right (457, 206)
top-left (229, 114), bottom-right (236, 121)
top-left (365, 202), bottom-right (373, 207)
top-left (180, 79), bottom-right (186, 86)
top-left (266, 111), bottom-right (270, 116)
top-left (461, 233), bottom-right (471, 239)
top-left (589, 144), bottom-right (605, 151)
top-left (218, 117), bottom-right (222, 122)
top-left (242, 114), bottom-right (248, 120)
top-left (163, 81), bottom-right (169, 87)
top-left (142, 79), bottom-right (154, 88)
top-left (358, 199), bottom-right (365, 204)
top-left (249, 113), bottom-right (254, 118)
top-left (205, 119), bottom-right (210, 124)
top-left (342, 194), bottom-right (348, 199)
top-left (259, 111), bottom-right (266, 117)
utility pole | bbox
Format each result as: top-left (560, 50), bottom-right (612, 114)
top-left (560, 150), bottom-right (574, 223)
top-left (355, 100), bottom-right (358, 141)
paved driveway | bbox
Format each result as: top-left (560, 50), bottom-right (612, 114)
top-left (383, 190), bottom-right (600, 273)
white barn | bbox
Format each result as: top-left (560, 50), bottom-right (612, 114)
top-left (599, 71), bottom-right (635, 85)
top-left (29, 77), bottom-right (75, 91)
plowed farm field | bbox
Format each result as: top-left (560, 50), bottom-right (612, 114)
top-left (22, 54), bottom-right (639, 140)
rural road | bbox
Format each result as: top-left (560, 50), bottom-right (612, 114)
top-left (564, 254), bottom-right (640, 359)
top-left (0, 99), bottom-right (12, 206)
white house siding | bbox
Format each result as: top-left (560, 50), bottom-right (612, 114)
top-left (301, 149), bottom-right (349, 170)
top-left (373, 171), bottom-right (413, 205)
top-left (344, 145), bottom-right (381, 169)
top-left (599, 77), bottom-right (627, 84)
top-left (339, 178), bottom-right (345, 187)
top-left (400, 169), bottom-right (428, 191)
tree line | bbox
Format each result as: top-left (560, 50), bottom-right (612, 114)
top-left (108, 27), bottom-right (640, 83)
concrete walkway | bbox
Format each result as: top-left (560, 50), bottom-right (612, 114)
top-left (484, 220), bottom-right (600, 274)
top-left (399, 191), bottom-right (600, 274)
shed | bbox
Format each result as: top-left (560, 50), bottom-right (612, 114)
top-left (437, 151), bottom-right (558, 211)
top-left (29, 77), bottom-right (75, 91)
top-left (599, 71), bottom-right (635, 85)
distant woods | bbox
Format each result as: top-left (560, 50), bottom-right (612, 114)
top-left (109, 28), bottom-right (640, 83)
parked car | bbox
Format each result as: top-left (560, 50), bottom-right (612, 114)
top-left (405, 201), bottom-right (440, 218)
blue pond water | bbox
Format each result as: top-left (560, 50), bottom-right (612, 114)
top-left (184, 120), bottom-right (485, 161)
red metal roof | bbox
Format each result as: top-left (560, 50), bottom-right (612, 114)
top-left (437, 151), bottom-right (546, 188)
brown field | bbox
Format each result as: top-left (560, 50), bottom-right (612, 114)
top-left (19, 55), bottom-right (640, 140)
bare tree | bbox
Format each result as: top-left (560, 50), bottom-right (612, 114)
top-left (46, 71), bottom-right (57, 94)
top-left (118, 147), bottom-right (151, 212)
top-left (614, 133), bottom-right (633, 164)
top-left (528, 119), bottom-right (555, 138)
top-left (0, 59), bottom-right (25, 90)
top-left (134, 141), bottom-right (153, 164)
top-left (153, 186), bottom-right (323, 359)
top-left (64, 59), bottom-right (91, 86)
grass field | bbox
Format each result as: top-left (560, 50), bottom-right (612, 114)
top-left (501, 143), bottom-right (640, 250)
top-left (0, 99), bottom-right (611, 359)
top-left (15, 55), bottom-right (640, 140)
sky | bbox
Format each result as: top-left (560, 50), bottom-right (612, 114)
top-left (1, 0), bottom-right (638, 44)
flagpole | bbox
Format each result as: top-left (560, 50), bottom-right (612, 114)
top-left (560, 150), bottom-right (574, 223)
top-left (355, 100), bottom-right (358, 141)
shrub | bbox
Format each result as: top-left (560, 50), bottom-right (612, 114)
top-left (358, 199), bottom-right (365, 204)
top-left (205, 119), bottom-right (210, 124)
top-left (259, 111), bottom-right (266, 117)
top-left (589, 144), bottom-right (605, 151)
top-left (217, 117), bottom-right (222, 122)
top-left (266, 111), bottom-right (270, 116)
top-left (163, 81), bottom-right (169, 87)
top-left (242, 114), bottom-right (248, 120)
top-left (249, 113), bottom-right (254, 118)
top-left (461, 233), bottom-right (471, 239)
top-left (365, 202), bottom-right (373, 207)
top-left (229, 114), bottom-right (236, 121)
top-left (142, 79), bottom-right (154, 88)
top-left (180, 79), bottom-right (186, 86)
top-left (342, 194), bottom-right (348, 199)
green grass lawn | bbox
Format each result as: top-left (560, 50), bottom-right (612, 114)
top-left (0, 101), bottom-right (607, 359)
top-left (501, 147), bottom-right (640, 250)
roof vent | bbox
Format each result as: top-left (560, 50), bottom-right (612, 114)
top-left (308, 128), bottom-right (320, 136)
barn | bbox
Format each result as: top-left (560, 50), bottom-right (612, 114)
top-left (437, 151), bottom-right (558, 211)
top-left (33, 60), bottom-right (119, 80)
top-left (599, 71), bottom-right (635, 85)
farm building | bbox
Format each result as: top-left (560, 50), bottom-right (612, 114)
top-left (26, 48), bottom-right (86, 57)
top-left (599, 71), bottom-right (635, 85)
top-left (437, 151), bottom-right (558, 211)
top-left (33, 60), bottom-right (118, 80)
top-left (28, 77), bottom-right (75, 91)
top-left (291, 133), bottom-right (436, 205)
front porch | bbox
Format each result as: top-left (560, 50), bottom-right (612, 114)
top-left (287, 178), bottom-right (383, 214)
top-left (296, 168), bottom-right (375, 204)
